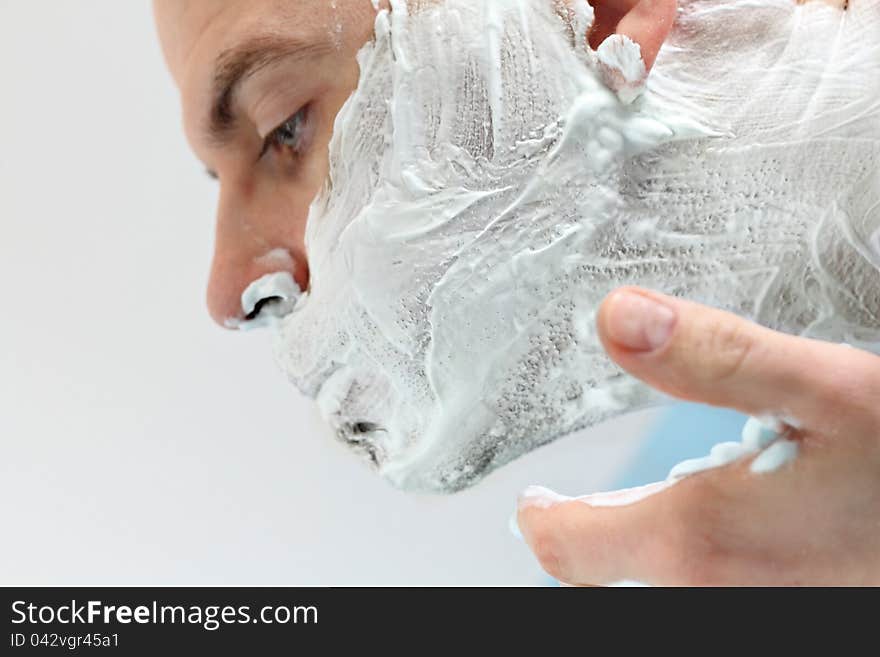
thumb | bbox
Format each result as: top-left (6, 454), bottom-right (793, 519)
top-left (597, 287), bottom-right (880, 437)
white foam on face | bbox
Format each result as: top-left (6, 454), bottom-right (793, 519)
top-left (274, 0), bottom-right (880, 492)
top-left (872, 226), bottom-right (880, 260)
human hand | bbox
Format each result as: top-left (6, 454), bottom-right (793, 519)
top-left (516, 287), bottom-right (880, 586)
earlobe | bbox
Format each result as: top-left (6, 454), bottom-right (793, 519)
top-left (590, 0), bottom-right (677, 70)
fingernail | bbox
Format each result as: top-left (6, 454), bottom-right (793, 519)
top-left (576, 480), bottom-right (676, 507)
top-left (517, 485), bottom-right (570, 510)
top-left (605, 290), bottom-right (676, 351)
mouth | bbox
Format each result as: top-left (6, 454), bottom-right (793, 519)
top-left (335, 420), bottom-right (387, 467)
top-left (308, 363), bottom-right (391, 468)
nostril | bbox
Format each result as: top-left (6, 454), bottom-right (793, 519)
top-left (244, 296), bottom-right (284, 321)
top-left (241, 272), bottom-right (301, 318)
top-left (226, 271), bottom-right (302, 330)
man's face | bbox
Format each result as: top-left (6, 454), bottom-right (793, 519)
top-left (156, 0), bottom-right (682, 493)
top-left (161, 0), bottom-right (874, 495)
top-left (154, 0), bottom-right (381, 326)
top-left (155, 0), bottom-right (878, 493)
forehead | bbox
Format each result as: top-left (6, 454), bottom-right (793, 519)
top-left (154, 0), bottom-right (361, 155)
top-left (155, 0), bottom-right (331, 85)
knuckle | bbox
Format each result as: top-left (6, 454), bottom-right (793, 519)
top-left (697, 316), bottom-right (754, 384)
top-left (844, 356), bottom-right (880, 431)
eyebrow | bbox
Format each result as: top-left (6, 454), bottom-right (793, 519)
top-left (207, 33), bottom-right (330, 146)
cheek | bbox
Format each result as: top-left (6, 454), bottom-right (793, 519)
top-left (289, 4), bottom-right (375, 193)
top-left (301, 106), bottom-right (335, 189)
top-left (300, 71), bottom-right (362, 189)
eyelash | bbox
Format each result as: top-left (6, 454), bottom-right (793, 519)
top-left (259, 105), bottom-right (309, 159)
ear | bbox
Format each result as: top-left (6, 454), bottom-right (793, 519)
top-left (589, 0), bottom-right (677, 70)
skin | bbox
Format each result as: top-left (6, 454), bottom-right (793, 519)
top-left (518, 287), bottom-right (880, 585)
top-left (153, 0), bottom-right (672, 326)
top-left (155, 0), bottom-right (875, 584)
top-left (154, 0), bottom-right (380, 325)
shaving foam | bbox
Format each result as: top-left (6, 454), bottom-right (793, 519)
top-left (273, 0), bottom-right (879, 492)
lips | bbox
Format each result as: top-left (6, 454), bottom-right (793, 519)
top-left (334, 420), bottom-right (386, 467)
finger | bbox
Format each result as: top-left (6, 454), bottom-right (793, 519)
top-left (516, 483), bottom-right (671, 585)
top-left (613, 0), bottom-right (676, 69)
top-left (585, 0), bottom-right (677, 69)
top-left (597, 287), bottom-right (880, 437)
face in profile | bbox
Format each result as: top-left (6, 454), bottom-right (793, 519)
top-left (157, 0), bottom-right (880, 492)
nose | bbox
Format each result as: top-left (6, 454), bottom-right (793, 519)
top-left (206, 180), bottom-right (310, 329)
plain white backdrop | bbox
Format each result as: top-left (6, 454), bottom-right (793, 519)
top-left (0, 0), bottom-right (656, 584)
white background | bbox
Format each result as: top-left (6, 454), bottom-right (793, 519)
top-left (0, 0), bottom-right (654, 584)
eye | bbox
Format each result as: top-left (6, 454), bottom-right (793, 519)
top-left (260, 106), bottom-right (309, 159)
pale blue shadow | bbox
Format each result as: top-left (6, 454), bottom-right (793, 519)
top-left (537, 403), bottom-right (747, 586)
top-left (612, 402), bottom-right (747, 489)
